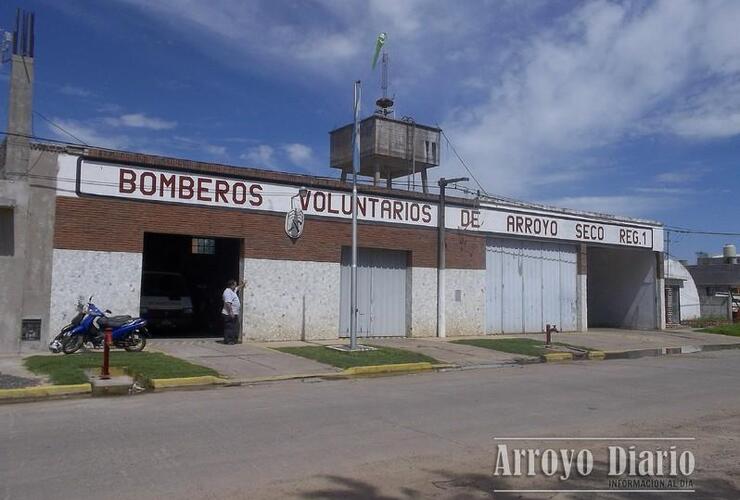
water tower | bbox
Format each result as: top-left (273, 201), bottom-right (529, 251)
top-left (329, 52), bottom-right (441, 193)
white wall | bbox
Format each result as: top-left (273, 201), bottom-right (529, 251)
top-left (242, 258), bottom-right (340, 341)
top-left (410, 267), bottom-right (437, 337)
top-left (587, 247), bottom-right (658, 330)
top-left (665, 258), bottom-right (701, 321)
top-left (446, 268), bottom-right (486, 336)
top-left (49, 249), bottom-right (142, 340)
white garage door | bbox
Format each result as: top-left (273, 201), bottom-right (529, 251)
top-left (339, 247), bottom-right (408, 337)
top-left (486, 238), bottom-right (577, 334)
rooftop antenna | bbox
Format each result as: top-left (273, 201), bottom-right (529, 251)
top-left (375, 49), bottom-right (394, 116)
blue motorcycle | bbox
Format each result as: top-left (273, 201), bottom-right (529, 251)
top-left (49, 298), bottom-right (149, 354)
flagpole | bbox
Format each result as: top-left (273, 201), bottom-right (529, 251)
top-left (350, 80), bottom-right (361, 350)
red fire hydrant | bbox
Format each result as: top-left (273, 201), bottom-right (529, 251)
top-left (545, 324), bottom-right (559, 347)
top-left (100, 328), bottom-right (112, 380)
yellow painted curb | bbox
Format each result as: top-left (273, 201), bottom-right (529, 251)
top-left (343, 362), bottom-right (434, 376)
top-left (150, 376), bottom-right (228, 390)
top-left (541, 352), bottom-right (573, 362)
top-left (587, 351), bottom-right (606, 360)
top-left (0, 383), bottom-right (91, 400)
top-left (233, 372), bottom-right (340, 384)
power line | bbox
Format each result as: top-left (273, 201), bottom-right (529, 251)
top-left (32, 111), bottom-right (89, 145)
top-left (666, 227), bottom-right (740, 237)
top-left (436, 125), bottom-right (486, 194)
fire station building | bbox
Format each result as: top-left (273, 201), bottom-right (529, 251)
top-left (0, 44), bottom-right (666, 353)
top-left (0, 142), bottom-right (666, 353)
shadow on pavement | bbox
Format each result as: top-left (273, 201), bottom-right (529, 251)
top-left (296, 465), bottom-right (739, 499)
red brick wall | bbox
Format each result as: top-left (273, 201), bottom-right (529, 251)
top-left (55, 196), bottom-right (485, 269)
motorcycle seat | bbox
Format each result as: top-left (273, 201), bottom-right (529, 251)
top-left (100, 315), bottom-right (134, 328)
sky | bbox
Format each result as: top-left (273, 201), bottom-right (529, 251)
top-left (1, 0), bottom-right (739, 261)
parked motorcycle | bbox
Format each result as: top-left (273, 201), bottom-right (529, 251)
top-left (49, 298), bottom-right (148, 354)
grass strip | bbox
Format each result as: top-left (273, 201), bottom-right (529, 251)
top-left (24, 352), bottom-right (218, 385)
top-left (699, 323), bottom-right (740, 337)
top-left (275, 345), bottom-right (437, 369)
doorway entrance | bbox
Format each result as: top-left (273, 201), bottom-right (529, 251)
top-left (140, 233), bottom-right (241, 337)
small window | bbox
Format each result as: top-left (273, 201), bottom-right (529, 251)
top-left (191, 238), bottom-right (215, 255)
top-left (22, 319), bottom-right (41, 341)
top-left (0, 207), bottom-right (13, 256)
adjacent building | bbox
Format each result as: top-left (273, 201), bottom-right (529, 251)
top-left (664, 257), bottom-right (701, 325)
top-left (686, 245), bottom-right (740, 321)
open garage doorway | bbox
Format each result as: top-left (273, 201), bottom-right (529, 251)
top-left (141, 233), bottom-right (241, 337)
top-left (587, 246), bottom-right (658, 329)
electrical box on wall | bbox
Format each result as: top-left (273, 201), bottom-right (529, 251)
top-left (21, 319), bottom-right (41, 341)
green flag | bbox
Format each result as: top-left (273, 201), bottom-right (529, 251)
top-left (371, 32), bottom-right (387, 70)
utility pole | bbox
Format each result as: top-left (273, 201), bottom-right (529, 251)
top-left (350, 80), bottom-right (361, 350)
top-left (437, 176), bottom-right (468, 338)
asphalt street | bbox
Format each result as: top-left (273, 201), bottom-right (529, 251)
top-left (2, 351), bottom-right (739, 499)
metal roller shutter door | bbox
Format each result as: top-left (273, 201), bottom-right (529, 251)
top-left (339, 247), bottom-right (408, 337)
top-left (486, 238), bottom-right (577, 333)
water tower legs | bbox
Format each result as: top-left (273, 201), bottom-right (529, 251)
top-left (340, 169), bottom-right (347, 182)
top-left (374, 163), bottom-right (381, 186)
top-left (421, 168), bottom-right (428, 194)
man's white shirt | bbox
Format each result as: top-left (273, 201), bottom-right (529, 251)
top-left (222, 288), bottom-right (241, 316)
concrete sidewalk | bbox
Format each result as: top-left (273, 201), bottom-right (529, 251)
top-left (522, 328), bottom-right (740, 352)
top-left (153, 329), bottom-right (740, 380)
top-left (149, 338), bottom-right (341, 380)
top-left (0, 355), bottom-right (43, 388)
top-left (8, 328), bottom-right (737, 390)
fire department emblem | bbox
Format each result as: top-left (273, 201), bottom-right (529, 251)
top-left (285, 208), bottom-right (305, 240)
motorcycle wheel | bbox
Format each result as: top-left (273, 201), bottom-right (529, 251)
top-left (62, 335), bottom-right (84, 355)
top-left (124, 331), bottom-right (147, 352)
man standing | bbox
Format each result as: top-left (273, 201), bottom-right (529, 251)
top-left (222, 279), bottom-right (243, 345)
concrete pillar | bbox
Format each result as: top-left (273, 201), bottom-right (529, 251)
top-left (421, 169), bottom-right (428, 194)
top-left (373, 163), bottom-right (380, 186)
top-left (386, 174), bottom-right (392, 189)
top-left (576, 244), bottom-right (588, 332)
top-left (2, 55), bottom-right (34, 178)
top-left (340, 169), bottom-right (347, 183)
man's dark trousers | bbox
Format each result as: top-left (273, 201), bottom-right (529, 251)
top-left (223, 315), bottom-right (239, 344)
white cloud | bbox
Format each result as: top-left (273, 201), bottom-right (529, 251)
top-left (663, 80), bottom-right (740, 139)
top-left (541, 195), bottom-right (679, 219)
top-left (115, 0), bottom-right (488, 83)
top-left (106, 113), bottom-right (177, 130)
top-left (654, 168), bottom-right (706, 184)
top-left (240, 144), bottom-right (275, 167)
top-left (48, 118), bottom-right (130, 150)
top-left (441, 0), bottom-right (740, 198)
top-left (283, 143), bottom-right (313, 165)
top-left (205, 145), bottom-right (227, 157)
top-left (59, 85), bottom-right (93, 97)
top-left (110, 0), bottom-right (740, 216)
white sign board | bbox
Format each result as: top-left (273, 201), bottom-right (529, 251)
top-left (447, 206), bottom-right (659, 250)
top-left (75, 159), bottom-right (438, 228)
top-left (71, 158), bottom-right (663, 251)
